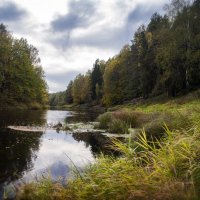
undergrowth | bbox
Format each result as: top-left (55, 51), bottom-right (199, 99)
top-left (97, 92), bottom-right (200, 136)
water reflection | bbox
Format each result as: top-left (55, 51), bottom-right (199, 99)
top-left (64, 110), bottom-right (100, 124)
top-left (0, 109), bottom-right (103, 198)
top-left (72, 132), bottom-right (113, 156)
top-left (22, 130), bottom-right (94, 182)
top-left (45, 110), bottom-right (74, 124)
top-left (0, 130), bottom-right (42, 183)
top-left (0, 129), bottom-right (42, 199)
top-left (0, 110), bottom-right (46, 128)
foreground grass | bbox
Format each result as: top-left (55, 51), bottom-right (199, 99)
top-left (17, 93), bottom-right (200, 200)
top-left (17, 124), bottom-right (200, 200)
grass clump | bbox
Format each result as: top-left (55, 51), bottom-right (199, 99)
top-left (16, 177), bottom-right (64, 200)
top-left (97, 112), bottom-right (112, 129)
top-left (108, 118), bottom-right (129, 134)
top-left (97, 109), bottom-right (142, 134)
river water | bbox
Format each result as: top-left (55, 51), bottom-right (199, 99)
top-left (0, 109), bottom-right (105, 199)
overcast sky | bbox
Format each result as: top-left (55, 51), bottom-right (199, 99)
top-left (0, 0), bottom-right (169, 93)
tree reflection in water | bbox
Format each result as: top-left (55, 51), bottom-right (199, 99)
top-left (0, 110), bottom-right (46, 198)
top-left (0, 130), bottom-right (43, 184)
top-left (72, 132), bottom-right (123, 156)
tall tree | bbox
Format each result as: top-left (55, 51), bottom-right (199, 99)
top-left (66, 81), bottom-right (73, 104)
top-left (91, 59), bottom-right (104, 101)
top-left (0, 24), bottom-right (48, 108)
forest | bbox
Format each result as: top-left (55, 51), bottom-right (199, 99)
top-left (0, 24), bottom-right (48, 109)
top-left (50, 0), bottom-right (200, 107)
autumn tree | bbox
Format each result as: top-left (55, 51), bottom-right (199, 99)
top-left (0, 24), bottom-right (48, 108)
top-left (65, 80), bottom-right (73, 104)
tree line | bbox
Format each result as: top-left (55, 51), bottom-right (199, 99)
top-left (52, 0), bottom-right (200, 106)
top-left (0, 24), bottom-right (48, 108)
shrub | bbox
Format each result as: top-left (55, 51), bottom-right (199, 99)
top-left (108, 119), bottom-right (129, 134)
top-left (97, 112), bottom-right (112, 129)
top-left (97, 110), bottom-right (145, 134)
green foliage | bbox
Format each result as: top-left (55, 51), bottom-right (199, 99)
top-left (17, 177), bottom-right (64, 200)
top-left (49, 91), bottom-right (66, 107)
top-left (97, 112), bottom-right (112, 129)
top-left (72, 72), bottom-right (92, 104)
top-left (97, 109), bottom-right (140, 134)
top-left (108, 119), bottom-right (129, 134)
top-left (0, 24), bottom-right (48, 109)
top-left (103, 45), bottom-right (141, 105)
top-left (98, 91), bottom-right (200, 137)
top-left (91, 59), bottom-right (105, 102)
top-left (66, 81), bottom-right (73, 104)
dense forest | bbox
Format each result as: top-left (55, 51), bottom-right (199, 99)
top-left (49, 91), bottom-right (66, 107)
top-left (50, 0), bottom-right (200, 107)
top-left (0, 24), bottom-right (48, 109)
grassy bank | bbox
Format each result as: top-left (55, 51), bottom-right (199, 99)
top-left (97, 91), bottom-right (200, 136)
top-left (16, 92), bottom-right (200, 200)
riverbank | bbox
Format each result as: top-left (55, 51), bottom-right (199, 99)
top-left (0, 101), bottom-right (48, 111)
top-left (95, 90), bottom-right (200, 136)
top-left (16, 91), bottom-right (200, 200)
top-left (50, 103), bottom-right (106, 113)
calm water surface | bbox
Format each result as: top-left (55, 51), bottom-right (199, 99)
top-left (0, 109), bottom-right (103, 199)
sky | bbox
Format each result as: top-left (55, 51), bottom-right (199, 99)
top-left (0, 0), bottom-right (169, 93)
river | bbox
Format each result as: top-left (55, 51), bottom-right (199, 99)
top-left (0, 109), bottom-right (107, 199)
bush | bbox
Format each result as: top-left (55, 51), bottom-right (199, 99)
top-left (112, 109), bottom-right (140, 127)
top-left (97, 110), bottom-right (142, 134)
top-left (97, 109), bottom-right (173, 135)
top-left (97, 112), bottom-right (112, 129)
top-left (108, 119), bottom-right (129, 134)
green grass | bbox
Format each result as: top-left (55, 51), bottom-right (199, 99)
top-left (97, 109), bottom-right (144, 134)
top-left (97, 91), bottom-right (200, 137)
top-left (111, 90), bottom-right (200, 113)
top-left (97, 109), bottom-right (192, 136)
top-left (16, 92), bottom-right (200, 200)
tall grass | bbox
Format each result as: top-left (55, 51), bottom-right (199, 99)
top-left (97, 110), bottom-right (184, 136)
top-left (97, 109), bottom-right (143, 134)
top-left (17, 121), bottom-right (200, 200)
